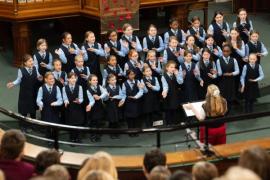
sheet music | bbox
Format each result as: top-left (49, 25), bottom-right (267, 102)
top-left (182, 101), bottom-right (205, 117)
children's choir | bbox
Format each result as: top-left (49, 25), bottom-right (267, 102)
top-left (7, 8), bottom-right (268, 141)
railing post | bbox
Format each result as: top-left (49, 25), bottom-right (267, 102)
top-left (156, 131), bottom-right (161, 148)
top-left (53, 128), bottom-right (59, 150)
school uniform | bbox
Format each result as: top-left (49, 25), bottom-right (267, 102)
top-left (144, 60), bottom-right (162, 79)
top-left (62, 84), bottom-right (84, 141)
top-left (121, 34), bottom-right (142, 52)
top-left (141, 76), bottom-right (160, 127)
top-left (180, 62), bottom-right (198, 102)
top-left (122, 80), bottom-right (143, 128)
top-left (102, 64), bottom-right (125, 86)
top-left (195, 60), bottom-right (217, 99)
top-left (58, 43), bottom-right (80, 73)
top-left (124, 60), bottom-right (144, 80)
top-left (216, 56), bottom-right (239, 109)
top-left (182, 46), bottom-right (201, 63)
top-left (33, 51), bottom-right (53, 76)
top-left (233, 20), bottom-right (253, 44)
top-left (71, 66), bottom-right (90, 91)
top-left (246, 41), bottom-right (268, 64)
top-left (241, 63), bottom-right (264, 112)
top-left (187, 27), bottom-right (206, 48)
top-left (161, 71), bottom-right (183, 125)
top-left (208, 21), bottom-right (230, 47)
top-left (163, 47), bottom-right (182, 66)
top-left (52, 71), bottom-right (67, 89)
top-left (82, 42), bottom-right (104, 83)
top-left (203, 44), bottom-right (223, 62)
top-left (142, 35), bottom-right (165, 57)
top-left (164, 28), bottom-right (186, 48)
top-left (104, 40), bottom-right (126, 69)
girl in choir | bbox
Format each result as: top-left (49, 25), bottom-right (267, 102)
top-left (81, 31), bottom-right (105, 82)
top-left (208, 11), bottom-right (230, 47)
top-left (240, 53), bottom-right (264, 113)
top-left (122, 70), bottom-right (144, 130)
top-left (182, 35), bottom-right (201, 63)
top-left (142, 24), bottom-right (164, 57)
top-left (141, 66), bottom-right (160, 128)
top-left (233, 8), bottom-right (253, 44)
top-left (180, 51), bottom-right (199, 103)
top-left (36, 72), bottom-right (63, 139)
top-left (62, 72), bottom-right (84, 142)
top-left (105, 74), bottom-right (125, 139)
top-left (144, 50), bottom-right (162, 80)
top-left (202, 35), bottom-right (223, 62)
top-left (164, 18), bottom-right (186, 48)
top-left (187, 16), bottom-right (206, 48)
top-left (33, 38), bottom-right (53, 76)
top-left (163, 36), bottom-right (184, 66)
top-left (104, 30), bottom-right (126, 69)
top-left (86, 74), bottom-right (108, 142)
top-left (161, 61), bottom-right (183, 126)
top-left (71, 54), bottom-right (90, 92)
top-left (245, 30), bottom-right (268, 64)
top-left (124, 49), bottom-right (144, 80)
top-left (216, 44), bottom-right (239, 111)
top-left (7, 54), bottom-right (42, 131)
top-left (195, 48), bottom-right (217, 99)
top-left (52, 59), bottom-right (67, 89)
top-left (55, 32), bottom-right (80, 73)
top-left (102, 55), bottom-right (125, 86)
top-left (121, 23), bottom-right (142, 53)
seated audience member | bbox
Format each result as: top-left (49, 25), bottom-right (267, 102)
top-left (43, 165), bottom-right (70, 180)
top-left (0, 129), bottom-right (34, 180)
top-left (149, 165), bottom-right (171, 180)
top-left (81, 170), bottom-right (114, 180)
top-left (77, 151), bottom-right (118, 180)
top-left (169, 170), bottom-right (192, 180)
top-left (0, 170), bottom-right (4, 180)
top-left (238, 146), bottom-right (270, 180)
top-left (143, 149), bottom-right (167, 179)
top-left (35, 149), bottom-right (61, 175)
top-left (192, 161), bottom-right (218, 180)
top-left (216, 166), bottom-right (261, 180)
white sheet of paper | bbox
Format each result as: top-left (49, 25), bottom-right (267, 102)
top-left (182, 101), bottom-right (205, 117)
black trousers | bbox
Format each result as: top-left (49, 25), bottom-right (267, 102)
top-left (245, 99), bottom-right (255, 113)
top-left (164, 109), bottom-right (177, 126)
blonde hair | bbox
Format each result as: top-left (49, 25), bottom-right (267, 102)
top-left (77, 151), bottom-right (118, 180)
top-left (43, 165), bottom-right (70, 180)
top-left (82, 170), bottom-right (114, 180)
top-left (36, 38), bottom-right (47, 50)
top-left (146, 50), bottom-right (156, 60)
top-left (203, 84), bottom-right (227, 117)
top-left (192, 161), bottom-right (218, 180)
top-left (217, 166), bottom-right (261, 180)
top-left (75, 54), bottom-right (83, 62)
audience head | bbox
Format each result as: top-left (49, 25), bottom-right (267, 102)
top-left (0, 129), bottom-right (26, 160)
top-left (143, 149), bottom-right (167, 178)
top-left (217, 166), bottom-right (261, 180)
top-left (169, 170), bottom-right (192, 180)
top-left (35, 149), bottom-right (61, 175)
top-left (192, 161), bottom-right (218, 180)
top-left (149, 165), bottom-right (171, 180)
top-left (239, 146), bottom-right (270, 180)
top-left (81, 170), bottom-right (114, 180)
top-left (43, 165), bottom-right (70, 180)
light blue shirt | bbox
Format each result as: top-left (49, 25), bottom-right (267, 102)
top-left (52, 71), bottom-right (68, 86)
top-left (62, 85), bottom-right (83, 104)
top-left (104, 40), bottom-right (126, 58)
top-left (145, 60), bottom-right (163, 75)
top-left (142, 35), bottom-right (165, 52)
top-left (208, 22), bottom-right (230, 37)
top-left (141, 77), bottom-right (160, 93)
top-left (124, 60), bottom-right (144, 76)
top-left (216, 56), bottom-right (240, 76)
top-left (163, 47), bottom-right (184, 64)
top-left (58, 43), bottom-right (80, 64)
top-left (86, 85), bottom-right (108, 107)
top-left (240, 64), bottom-right (264, 85)
top-left (122, 80), bottom-right (144, 100)
top-left (232, 40), bottom-right (246, 57)
top-left (102, 65), bottom-right (124, 86)
top-left (12, 67), bottom-right (41, 86)
top-left (161, 70), bottom-right (183, 92)
top-left (232, 20), bottom-right (254, 32)
top-left (120, 35), bottom-right (142, 53)
top-left (36, 84), bottom-right (63, 108)
top-left (186, 27), bottom-right (206, 43)
top-left (71, 66), bottom-right (91, 80)
top-left (104, 84), bottom-right (126, 101)
top-left (195, 60), bottom-right (217, 82)
top-left (201, 45), bottom-right (223, 57)
top-left (33, 51), bottom-right (53, 71)
top-left (179, 47), bottom-right (201, 62)
top-left (245, 41), bottom-right (268, 57)
top-left (164, 29), bottom-right (186, 48)
top-left (81, 42), bottom-right (105, 61)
